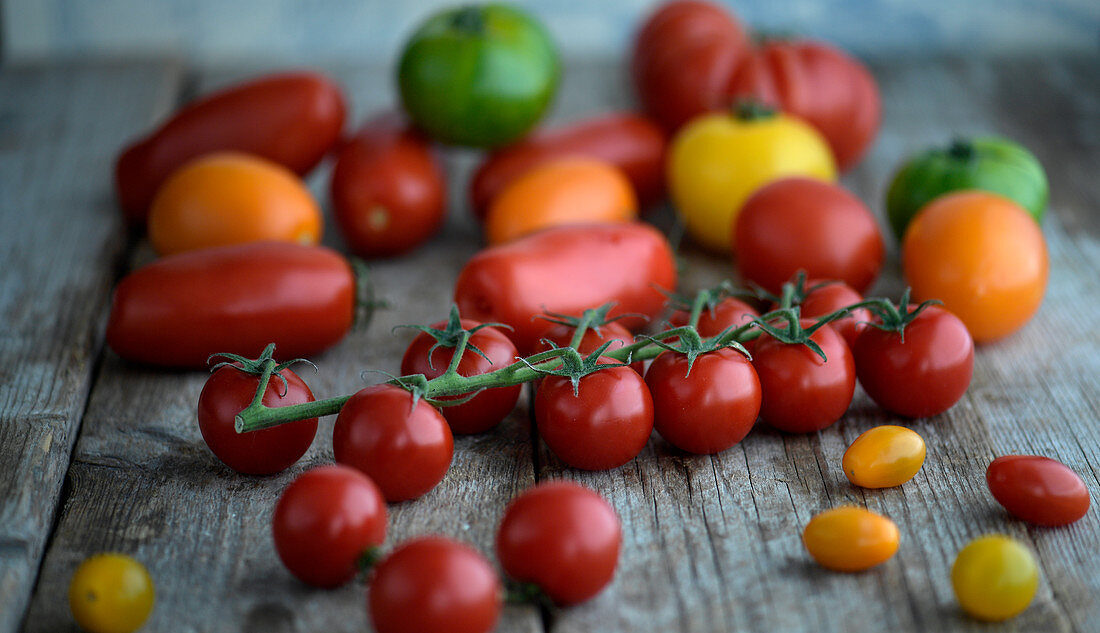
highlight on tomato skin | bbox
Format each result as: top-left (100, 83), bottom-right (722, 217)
top-left (986, 455), bottom-right (1090, 527)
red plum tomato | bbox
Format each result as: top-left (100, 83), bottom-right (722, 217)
top-left (987, 455), bottom-right (1090, 526)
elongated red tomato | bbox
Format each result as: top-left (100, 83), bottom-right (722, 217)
top-left (116, 72), bottom-right (345, 224)
top-left (986, 455), bottom-right (1090, 526)
top-left (106, 242), bottom-right (354, 368)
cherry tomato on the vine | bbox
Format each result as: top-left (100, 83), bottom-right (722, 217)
top-left (842, 425), bottom-right (926, 488)
top-left (986, 455), bottom-right (1090, 526)
top-left (797, 280), bottom-right (869, 349)
top-left (802, 506), bottom-right (899, 572)
top-left (668, 297), bottom-right (759, 338)
top-left (952, 535), bottom-right (1038, 621)
top-left (69, 554), bottom-right (154, 633)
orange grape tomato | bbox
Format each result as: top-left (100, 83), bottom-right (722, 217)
top-left (842, 425), bottom-right (926, 488)
top-left (802, 506), bottom-right (900, 572)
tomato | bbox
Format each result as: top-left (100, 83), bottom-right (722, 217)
top-left (496, 482), bottom-right (621, 605)
top-left (902, 191), bottom-right (1048, 342)
top-left (197, 363), bottom-right (317, 475)
top-left (886, 137), bottom-right (1048, 241)
top-left (147, 152), bottom-right (321, 256)
top-left (729, 40), bottom-right (881, 171)
top-left (668, 297), bottom-right (759, 337)
top-left (485, 158), bottom-right (637, 245)
top-left (796, 280), bottom-right (868, 349)
top-left (802, 506), bottom-right (899, 572)
top-left (330, 111), bottom-right (446, 258)
top-left (470, 112), bottom-right (667, 217)
top-left (454, 223), bottom-right (677, 355)
top-left (69, 554), bottom-right (154, 633)
top-left (400, 319), bottom-right (521, 435)
top-left (734, 179), bottom-right (884, 294)
top-left (631, 0), bottom-right (749, 131)
top-left (333, 384), bottom-right (453, 502)
top-left (397, 4), bottom-right (559, 147)
top-left (368, 536), bottom-right (502, 633)
top-left (853, 305), bottom-right (974, 418)
top-left (106, 242), bottom-right (354, 368)
top-left (535, 319), bottom-right (645, 375)
top-left (986, 455), bottom-right (1090, 526)
top-left (753, 321), bottom-right (855, 433)
top-left (115, 71), bottom-right (345, 224)
top-left (842, 426), bottom-right (926, 488)
top-left (952, 535), bottom-right (1038, 621)
top-left (668, 109), bottom-right (836, 252)
top-left (534, 361), bottom-right (653, 470)
top-left (646, 347), bottom-right (760, 454)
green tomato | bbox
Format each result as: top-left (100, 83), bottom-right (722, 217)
top-left (397, 4), bottom-right (560, 148)
top-left (886, 137), bottom-right (1048, 241)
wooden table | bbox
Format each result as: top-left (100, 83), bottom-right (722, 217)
top-left (1, 56), bottom-right (1098, 633)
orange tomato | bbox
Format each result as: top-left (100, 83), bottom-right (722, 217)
top-left (484, 158), bottom-right (637, 245)
top-left (148, 152), bottom-right (322, 255)
top-left (802, 506), bottom-right (900, 572)
top-left (902, 191), bottom-right (1048, 343)
top-left (842, 425), bottom-right (926, 488)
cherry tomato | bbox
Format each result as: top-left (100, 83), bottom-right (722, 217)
top-left (842, 426), bottom-right (926, 488)
top-left (106, 242), bottom-right (354, 369)
top-left (802, 506), bottom-right (899, 572)
top-left (797, 280), bottom-right (869, 349)
top-left (853, 305), bottom-right (974, 418)
top-left (333, 384), bottom-right (453, 502)
top-left (197, 363), bottom-right (317, 475)
top-left (400, 319), bottom-right (521, 435)
top-left (496, 482), bottom-right (621, 605)
top-left (535, 319), bottom-right (645, 375)
top-left (535, 361), bottom-right (653, 470)
top-left (668, 297), bottom-right (759, 337)
top-left (116, 71), bottom-right (345, 224)
top-left (902, 191), bottom-right (1048, 343)
top-left (646, 347), bottom-right (760, 454)
top-left (952, 535), bottom-right (1038, 621)
top-left (986, 455), bottom-right (1090, 526)
top-left (69, 554), bottom-right (154, 633)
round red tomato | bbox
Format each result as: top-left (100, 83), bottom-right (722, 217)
top-left (987, 455), bottom-right (1090, 527)
top-left (272, 465), bottom-right (387, 588)
top-left (368, 536), bottom-right (502, 633)
top-left (333, 384), bottom-right (453, 502)
top-left (496, 482), bottom-right (621, 606)
top-left (535, 319), bottom-right (645, 375)
top-left (798, 280), bottom-right (868, 349)
top-left (668, 296), bottom-right (759, 337)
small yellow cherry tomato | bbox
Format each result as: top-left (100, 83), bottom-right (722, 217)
top-left (69, 554), bottom-right (155, 633)
top-left (802, 506), bottom-right (900, 572)
top-left (952, 535), bottom-right (1038, 621)
top-left (842, 425), bottom-right (926, 488)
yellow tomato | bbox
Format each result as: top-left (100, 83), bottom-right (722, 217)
top-left (952, 535), bottom-right (1039, 621)
top-left (69, 554), bottom-right (155, 633)
top-left (148, 152), bottom-right (322, 256)
top-left (842, 425), bottom-right (926, 488)
top-left (667, 107), bottom-right (836, 252)
top-left (802, 506), bottom-right (899, 572)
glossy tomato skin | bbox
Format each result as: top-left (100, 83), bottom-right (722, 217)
top-left (802, 506), bottom-right (899, 572)
top-left (272, 465), bottom-right (388, 588)
top-left (454, 223), bottom-right (677, 355)
top-left (400, 319), bottom-right (521, 435)
top-left (330, 111), bottom-right (446, 258)
top-left (369, 536), bottom-right (502, 633)
top-left (106, 242), bottom-right (354, 368)
top-left (197, 364), bottom-right (318, 475)
top-left (535, 320), bottom-right (645, 375)
top-left (842, 425), bottom-right (926, 488)
top-left (471, 112), bottom-right (666, 217)
top-left (646, 348), bottom-right (761, 454)
top-left (952, 535), bottom-right (1038, 621)
top-left (986, 455), bottom-right (1090, 526)
top-left (68, 554), bottom-right (155, 633)
top-left (496, 482), bottom-right (621, 606)
top-left (333, 384), bottom-right (453, 502)
top-left (116, 72), bottom-right (345, 223)
top-left (669, 297), bottom-right (760, 337)
top-left (798, 280), bottom-right (869, 349)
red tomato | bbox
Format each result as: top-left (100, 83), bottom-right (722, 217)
top-left (535, 362), bottom-right (653, 470)
top-left (631, 0), bottom-right (750, 131)
top-left (454, 223), bottom-right (677, 355)
top-left (535, 319), bottom-right (645, 375)
top-left (734, 178), bottom-right (884, 294)
top-left (272, 465), bottom-right (387, 588)
top-left (987, 456), bottom-right (1090, 526)
top-left (753, 321), bottom-right (855, 432)
top-left (333, 384), bottom-right (453, 502)
top-left (116, 72), bottom-right (345, 224)
top-left (400, 319), bottom-right (521, 435)
top-left (853, 305), bottom-right (974, 418)
top-left (197, 363), bottom-right (317, 475)
top-left (369, 536), bottom-right (502, 633)
top-left (330, 111), bottom-right (446, 258)
top-left (797, 280), bottom-right (869, 349)
top-left (729, 41), bottom-right (881, 171)
top-left (646, 348), bottom-right (761, 454)
top-left (106, 242), bottom-right (354, 368)
top-left (668, 297), bottom-right (759, 337)
top-left (496, 482), bottom-right (621, 605)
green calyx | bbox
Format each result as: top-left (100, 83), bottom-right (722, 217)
top-left (861, 289), bottom-right (942, 341)
top-left (732, 100), bottom-right (778, 122)
top-left (208, 344), bottom-right (315, 397)
top-left (394, 304), bottom-right (510, 370)
top-left (643, 326), bottom-right (751, 377)
top-left (504, 580), bottom-right (555, 610)
top-left (748, 308), bottom-right (841, 362)
top-left (947, 139), bottom-right (975, 161)
top-left (518, 343), bottom-right (628, 396)
top-left (351, 258), bottom-right (388, 330)
top-left (450, 5), bottom-right (486, 34)
top-left (751, 271), bottom-right (839, 310)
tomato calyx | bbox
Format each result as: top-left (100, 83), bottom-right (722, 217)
top-left (751, 271), bottom-right (840, 310)
top-left (355, 546), bottom-right (385, 582)
top-left (519, 344), bottom-right (628, 396)
top-left (536, 303), bottom-right (642, 349)
top-left (732, 100), bottom-right (778, 122)
top-left (749, 308), bottom-right (842, 361)
top-left (208, 343), bottom-right (316, 397)
top-left (947, 139), bottom-right (975, 161)
top-left (351, 259), bottom-right (388, 330)
top-left (504, 580), bottom-right (556, 610)
top-left (860, 289), bottom-right (943, 340)
top-left (449, 5), bottom-right (487, 34)
top-left (395, 304), bottom-right (511, 370)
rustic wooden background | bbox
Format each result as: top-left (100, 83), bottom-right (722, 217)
top-left (1, 56), bottom-right (1098, 633)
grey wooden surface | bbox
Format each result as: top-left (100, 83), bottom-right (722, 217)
top-left (1, 56), bottom-right (1098, 633)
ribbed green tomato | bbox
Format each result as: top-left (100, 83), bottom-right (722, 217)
top-left (886, 137), bottom-right (1047, 240)
top-left (397, 4), bottom-right (560, 148)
